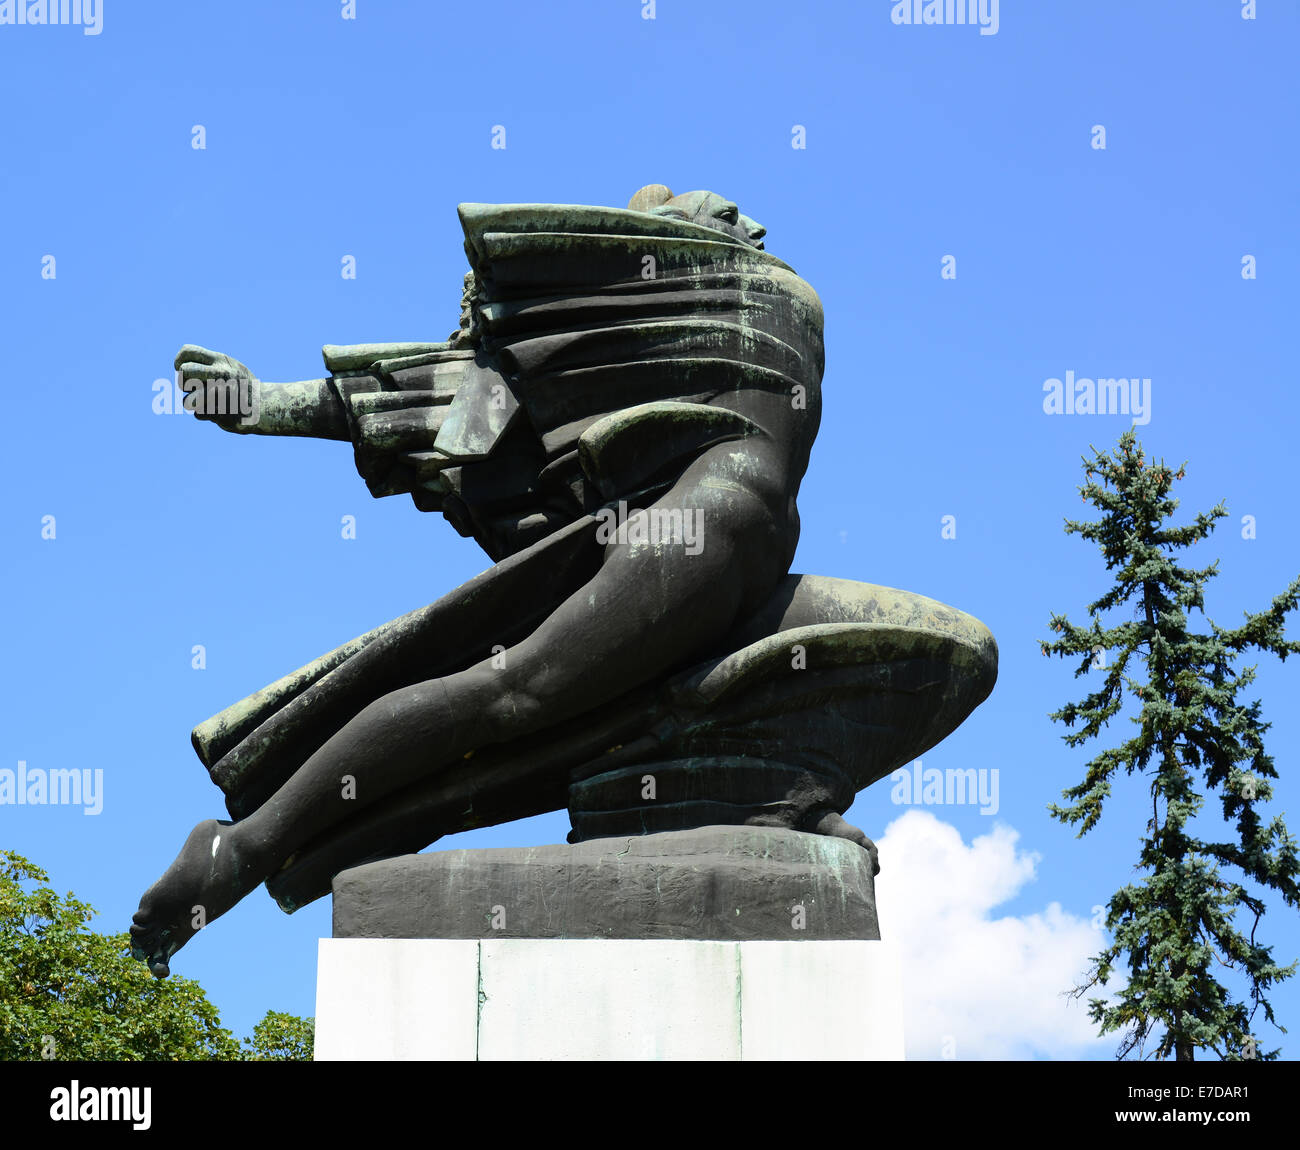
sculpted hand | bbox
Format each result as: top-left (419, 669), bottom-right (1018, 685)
top-left (174, 345), bottom-right (262, 431)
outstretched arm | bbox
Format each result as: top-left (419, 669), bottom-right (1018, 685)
top-left (174, 345), bottom-right (350, 441)
top-left (242, 376), bottom-right (349, 440)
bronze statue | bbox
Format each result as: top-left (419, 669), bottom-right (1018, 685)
top-left (132, 186), bottom-right (997, 976)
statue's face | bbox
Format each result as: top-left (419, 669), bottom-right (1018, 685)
top-left (651, 190), bottom-right (767, 250)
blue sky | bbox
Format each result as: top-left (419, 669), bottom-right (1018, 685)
top-left (3, 0), bottom-right (1297, 1059)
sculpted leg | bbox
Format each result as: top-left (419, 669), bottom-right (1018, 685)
top-left (241, 455), bottom-right (793, 856)
top-left (133, 446), bottom-right (797, 971)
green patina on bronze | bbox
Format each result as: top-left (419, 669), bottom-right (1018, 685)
top-left (133, 187), bottom-right (997, 974)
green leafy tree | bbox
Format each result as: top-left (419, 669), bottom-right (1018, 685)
top-left (1042, 429), bottom-right (1300, 1061)
top-left (0, 850), bottom-right (311, 1061)
top-left (241, 1010), bottom-right (314, 1061)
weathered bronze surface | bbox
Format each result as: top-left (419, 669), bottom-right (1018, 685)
top-left (132, 187), bottom-right (996, 974)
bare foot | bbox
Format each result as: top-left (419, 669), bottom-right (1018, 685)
top-left (130, 819), bottom-right (256, 977)
top-left (812, 810), bottom-right (880, 876)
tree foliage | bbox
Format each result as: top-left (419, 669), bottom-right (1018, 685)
top-left (0, 850), bottom-right (312, 1061)
top-left (1043, 430), bottom-right (1300, 1061)
top-left (241, 1010), bottom-right (315, 1061)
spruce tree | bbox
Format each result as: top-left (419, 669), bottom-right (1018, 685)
top-left (1042, 429), bottom-right (1300, 1060)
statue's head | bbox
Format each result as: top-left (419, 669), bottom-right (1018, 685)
top-left (628, 185), bottom-right (767, 250)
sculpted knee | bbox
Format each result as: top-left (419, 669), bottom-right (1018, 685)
top-left (474, 661), bottom-right (548, 734)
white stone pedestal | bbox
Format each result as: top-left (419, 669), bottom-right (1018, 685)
top-left (315, 937), bottom-right (904, 1061)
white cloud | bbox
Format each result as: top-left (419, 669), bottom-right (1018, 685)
top-left (873, 810), bottom-right (1114, 1060)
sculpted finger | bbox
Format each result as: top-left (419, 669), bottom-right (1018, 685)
top-left (177, 361), bottom-right (246, 384)
top-left (174, 344), bottom-right (219, 371)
